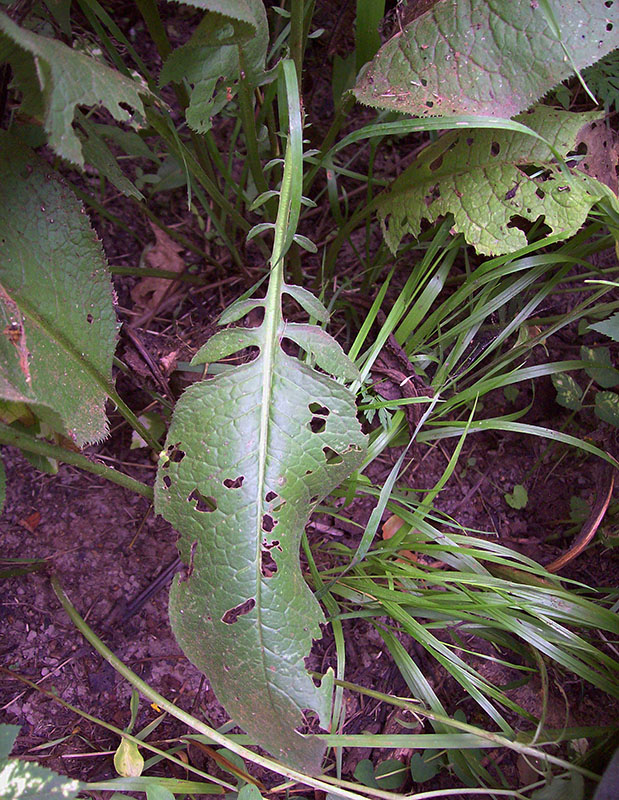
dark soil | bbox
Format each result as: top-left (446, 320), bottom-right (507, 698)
top-left (1, 2), bottom-right (618, 799)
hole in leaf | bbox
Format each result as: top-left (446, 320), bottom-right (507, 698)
top-left (188, 489), bottom-right (217, 512)
top-left (223, 476), bottom-right (244, 489)
top-left (429, 154), bottom-right (443, 171)
top-left (308, 403), bottom-right (330, 416)
top-left (490, 141), bottom-right (500, 156)
top-left (86, 313), bottom-right (93, 324)
top-left (606, 22), bottom-right (613, 30)
top-left (262, 513), bottom-right (277, 532)
top-left (309, 416), bottom-right (326, 433)
top-left (168, 446), bottom-right (185, 463)
top-left (536, 188), bottom-right (545, 199)
top-left (323, 446), bottom-right (343, 465)
top-left (163, 475), bottom-right (171, 488)
top-left (265, 491), bottom-right (278, 502)
top-left (507, 215), bottom-right (530, 232)
top-left (295, 709), bottom-right (323, 735)
top-left (261, 548), bottom-right (278, 577)
top-left (222, 598), bottom-right (255, 624)
top-left (223, 664), bottom-right (230, 672)
top-left (425, 100), bottom-right (434, 108)
top-left (420, 77), bottom-right (428, 86)
top-left (425, 183), bottom-right (440, 207)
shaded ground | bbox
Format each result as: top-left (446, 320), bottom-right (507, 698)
top-left (1, 392), bottom-right (617, 796)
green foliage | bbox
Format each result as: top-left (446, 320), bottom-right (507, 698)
top-left (0, 724), bottom-right (83, 799)
top-left (113, 738), bottom-right (145, 778)
top-left (590, 312), bottom-right (619, 342)
top-left (552, 373), bottom-right (584, 411)
top-left (582, 346), bottom-right (619, 388)
top-left (0, 131), bottom-right (119, 446)
top-left (504, 483), bottom-right (529, 509)
top-left (0, 10), bottom-right (149, 166)
top-left (159, 0), bottom-right (269, 133)
top-left (376, 107), bottom-right (615, 256)
top-left (595, 391), bottom-right (619, 426)
top-left (582, 50), bottom-right (619, 111)
top-left (409, 750), bottom-right (442, 783)
top-left (354, 0), bottom-right (619, 117)
top-left (0, 0), bottom-right (618, 792)
top-left (156, 247), bottom-right (366, 775)
top-left (353, 758), bottom-right (407, 790)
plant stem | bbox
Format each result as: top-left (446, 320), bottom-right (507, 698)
top-left (50, 575), bottom-right (418, 800)
top-left (49, 576), bottom-right (602, 797)
top-left (289, 0), bottom-right (305, 87)
top-left (303, 94), bottom-right (355, 194)
top-left (0, 667), bottom-right (233, 791)
top-left (134, 0), bottom-right (171, 60)
top-left (0, 422), bottom-right (153, 499)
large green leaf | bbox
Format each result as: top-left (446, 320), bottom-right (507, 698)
top-left (155, 283), bottom-right (367, 773)
top-left (0, 11), bottom-right (149, 166)
top-left (160, 0), bottom-right (268, 133)
top-left (376, 107), bottom-right (616, 255)
top-left (354, 0), bottom-right (619, 117)
top-left (0, 132), bottom-right (119, 445)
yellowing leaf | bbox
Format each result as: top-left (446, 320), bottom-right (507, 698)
top-left (114, 739), bottom-right (144, 778)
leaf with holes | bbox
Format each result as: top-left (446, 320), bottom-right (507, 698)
top-left (155, 279), bottom-right (367, 773)
top-left (0, 11), bottom-right (149, 167)
top-left (354, 0), bottom-right (619, 117)
top-left (0, 132), bottom-right (119, 446)
top-left (377, 106), bottom-right (617, 256)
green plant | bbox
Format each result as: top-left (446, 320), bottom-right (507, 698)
top-left (1, 0), bottom-right (619, 797)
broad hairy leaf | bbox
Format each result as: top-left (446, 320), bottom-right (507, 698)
top-left (0, 132), bottom-right (119, 445)
top-left (0, 726), bottom-right (82, 800)
top-left (155, 283), bottom-right (367, 773)
top-left (0, 11), bottom-right (148, 166)
top-left (160, 0), bottom-right (268, 133)
top-left (354, 0), bottom-right (619, 117)
top-left (376, 107), bottom-right (617, 255)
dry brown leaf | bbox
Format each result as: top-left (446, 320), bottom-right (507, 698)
top-left (131, 222), bottom-right (185, 313)
top-left (19, 510), bottom-right (41, 533)
top-left (576, 120), bottom-right (619, 196)
top-left (382, 514), bottom-right (419, 563)
top-left (160, 348), bottom-right (181, 375)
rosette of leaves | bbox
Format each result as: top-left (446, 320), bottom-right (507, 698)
top-left (154, 62), bottom-right (367, 774)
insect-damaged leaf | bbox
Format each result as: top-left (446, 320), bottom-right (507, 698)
top-left (376, 107), bottom-right (617, 256)
top-left (155, 307), bottom-right (366, 773)
top-left (354, 0), bottom-right (619, 118)
top-left (0, 132), bottom-right (118, 446)
top-left (0, 11), bottom-right (148, 167)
